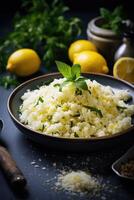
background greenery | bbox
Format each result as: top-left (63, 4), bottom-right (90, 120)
top-left (0, 0), bottom-right (82, 72)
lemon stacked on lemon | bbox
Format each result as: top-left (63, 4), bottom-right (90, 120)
top-left (68, 39), bottom-right (97, 62)
top-left (68, 39), bottom-right (109, 74)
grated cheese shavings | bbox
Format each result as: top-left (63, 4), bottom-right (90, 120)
top-left (56, 171), bottom-right (98, 193)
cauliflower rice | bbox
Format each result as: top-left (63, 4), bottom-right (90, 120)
top-left (19, 78), bottom-right (134, 138)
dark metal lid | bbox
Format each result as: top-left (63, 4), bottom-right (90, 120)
top-left (122, 20), bottom-right (134, 38)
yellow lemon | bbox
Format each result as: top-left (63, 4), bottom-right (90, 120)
top-left (68, 39), bottom-right (97, 62)
top-left (7, 49), bottom-right (41, 77)
top-left (73, 50), bottom-right (109, 74)
top-left (113, 57), bottom-right (134, 84)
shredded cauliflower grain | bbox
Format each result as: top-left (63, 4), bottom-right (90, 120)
top-left (19, 78), bottom-right (134, 138)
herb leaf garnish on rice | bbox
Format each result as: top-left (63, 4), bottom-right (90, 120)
top-left (55, 61), bottom-right (89, 92)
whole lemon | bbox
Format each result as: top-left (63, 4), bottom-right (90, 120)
top-left (73, 51), bottom-right (109, 74)
top-left (7, 49), bottom-right (41, 77)
top-left (68, 39), bottom-right (97, 62)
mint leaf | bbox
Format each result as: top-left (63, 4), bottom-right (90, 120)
top-left (75, 78), bottom-right (88, 90)
top-left (100, 6), bottom-right (124, 34)
top-left (83, 105), bottom-right (103, 117)
top-left (35, 96), bottom-right (44, 106)
top-left (59, 80), bottom-right (71, 92)
top-left (39, 97), bottom-right (44, 103)
top-left (39, 124), bottom-right (45, 132)
top-left (72, 113), bottom-right (80, 117)
top-left (116, 105), bottom-right (127, 111)
top-left (71, 64), bottom-right (81, 79)
top-left (74, 132), bottom-right (79, 137)
top-left (55, 61), bottom-right (72, 79)
top-left (53, 83), bottom-right (60, 87)
top-left (76, 76), bottom-right (88, 80)
top-left (56, 61), bottom-right (90, 92)
top-left (100, 8), bottom-right (111, 20)
top-left (112, 5), bottom-right (123, 17)
top-left (75, 88), bottom-right (82, 95)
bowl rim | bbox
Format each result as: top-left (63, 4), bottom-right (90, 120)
top-left (7, 72), bottom-right (134, 141)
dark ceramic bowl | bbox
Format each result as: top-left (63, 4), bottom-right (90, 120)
top-left (7, 73), bottom-right (134, 152)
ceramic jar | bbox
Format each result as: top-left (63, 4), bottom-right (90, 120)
top-left (87, 17), bottom-right (122, 66)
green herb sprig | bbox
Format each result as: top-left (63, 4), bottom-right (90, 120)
top-left (35, 96), bottom-right (44, 106)
top-left (74, 132), bottom-right (79, 137)
top-left (100, 5), bottom-right (125, 34)
top-left (117, 105), bottom-right (127, 111)
top-left (0, 0), bottom-right (81, 71)
top-left (83, 105), bottom-right (103, 118)
top-left (0, 75), bottom-right (19, 89)
top-left (39, 124), bottom-right (45, 132)
top-left (55, 61), bottom-right (90, 92)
